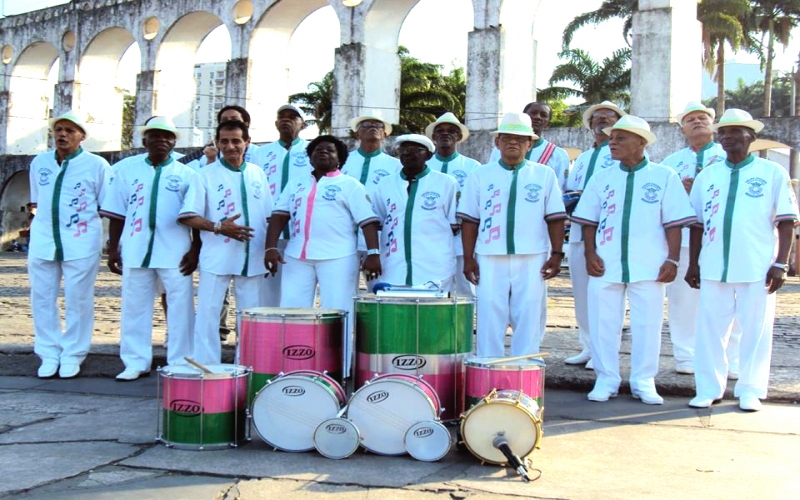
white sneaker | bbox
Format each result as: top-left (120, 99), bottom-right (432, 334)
top-left (728, 370), bottom-right (739, 380)
top-left (675, 363), bottom-right (694, 375)
top-left (58, 363), bottom-right (81, 379)
top-left (564, 349), bottom-right (591, 365)
top-left (689, 396), bottom-right (717, 408)
top-left (739, 395), bottom-right (762, 412)
top-left (37, 360), bottom-right (59, 379)
top-left (585, 359), bottom-right (594, 370)
top-left (587, 388), bottom-right (617, 402)
top-left (632, 390), bottom-right (664, 405)
top-left (116, 368), bottom-right (150, 381)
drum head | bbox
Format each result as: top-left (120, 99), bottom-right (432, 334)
top-left (464, 357), bottom-right (546, 371)
top-left (240, 307), bottom-right (346, 322)
top-left (461, 399), bottom-right (540, 465)
top-left (313, 418), bottom-right (361, 459)
top-left (347, 379), bottom-right (438, 456)
top-left (404, 421), bottom-right (452, 462)
top-left (161, 363), bottom-right (248, 379)
top-left (251, 375), bottom-right (341, 452)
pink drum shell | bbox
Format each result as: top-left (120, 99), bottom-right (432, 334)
top-left (160, 364), bottom-right (249, 414)
top-left (464, 358), bottom-right (545, 403)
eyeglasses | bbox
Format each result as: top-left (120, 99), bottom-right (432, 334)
top-left (358, 121), bottom-right (385, 130)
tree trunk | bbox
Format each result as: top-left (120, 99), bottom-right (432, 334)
top-left (795, 53), bottom-right (800, 116)
top-left (764, 23), bottom-right (775, 117)
top-left (716, 43), bottom-right (726, 117)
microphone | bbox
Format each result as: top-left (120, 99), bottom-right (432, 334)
top-left (492, 435), bottom-right (531, 482)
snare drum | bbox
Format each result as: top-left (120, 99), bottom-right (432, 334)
top-left (464, 357), bottom-right (545, 414)
top-left (157, 364), bottom-right (250, 450)
top-left (251, 370), bottom-right (346, 452)
top-left (355, 296), bottom-right (473, 420)
top-left (460, 389), bottom-right (543, 465)
top-left (238, 307), bottom-right (345, 401)
top-left (346, 374), bottom-right (441, 456)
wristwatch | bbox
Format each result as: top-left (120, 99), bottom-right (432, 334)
top-left (366, 248), bottom-right (381, 256)
top-left (772, 262), bottom-right (789, 272)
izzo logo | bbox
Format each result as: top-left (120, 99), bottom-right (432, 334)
top-left (282, 345), bottom-right (315, 360)
top-left (170, 399), bottom-right (201, 417)
top-left (282, 385), bottom-right (305, 396)
top-left (367, 390), bottom-right (389, 403)
top-left (325, 423), bottom-right (347, 434)
top-left (413, 426), bottom-right (434, 438)
top-left (392, 355), bottom-right (426, 370)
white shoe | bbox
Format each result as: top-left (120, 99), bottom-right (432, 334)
top-left (632, 390), bottom-right (664, 405)
top-left (585, 359), bottom-right (594, 370)
top-left (116, 368), bottom-right (150, 381)
top-left (675, 363), bottom-right (694, 375)
top-left (58, 363), bottom-right (81, 379)
top-left (689, 396), bottom-right (718, 408)
top-left (728, 371), bottom-right (739, 380)
top-left (739, 395), bottom-right (762, 412)
top-left (587, 388), bottom-right (618, 402)
top-left (38, 360), bottom-right (59, 379)
top-left (564, 349), bottom-right (591, 365)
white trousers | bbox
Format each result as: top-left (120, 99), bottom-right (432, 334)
top-left (281, 254), bottom-right (359, 374)
top-left (568, 242), bottom-right (591, 351)
top-left (694, 280), bottom-right (776, 400)
top-left (30, 254), bottom-right (100, 364)
top-left (475, 253), bottom-right (547, 357)
top-left (194, 271), bottom-right (261, 365)
top-left (453, 255), bottom-right (476, 298)
top-left (120, 267), bottom-right (194, 371)
top-left (259, 239), bottom-right (287, 307)
top-left (588, 279), bottom-right (665, 394)
top-left (667, 247), bottom-right (741, 366)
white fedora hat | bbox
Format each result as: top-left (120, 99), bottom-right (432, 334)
top-left (603, 115), bottom-right (657, 145)
top-left (49, 110), bottom-right (88, 138)
top-left (140, 116), bottom-right (180, 139)
top-left (491, 112), bottom-right (539, 139)
top-left (425, 112), bottom-right (470, 142)
top-left (395, 133), bottom-right (435, 153)
top-left (676, 101), bottom-right (715, 125)
top-left (350, 109), bottom-right (393, 135)
top-left (582, 101), bottom-right (627, 131)
top-left (712, 108), bottom-right (764, 134)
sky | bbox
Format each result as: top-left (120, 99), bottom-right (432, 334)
top-left (5, 0), bottom-right (800, 97)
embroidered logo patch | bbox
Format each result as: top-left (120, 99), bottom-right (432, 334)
top-left (38, 168), bottom-right (53, 186)
top-left (452, 170), bottom-right (467, 187)
top-left (165, 175), bottom-right (182, 192)
top-left (251, 181), bottom-right (262, 199)
top-left (641, 183), bottom-right (661, 204)
top-left (372, 169), bottom-right (391, 185)
top-left (323, 185), bottom-right (342, 201)
top-left (524, 183), bottom-right (542, 203)
top-left (421, 191), bottom-right (440, 210)
top-left (745, 177), bottom-right (766, 198)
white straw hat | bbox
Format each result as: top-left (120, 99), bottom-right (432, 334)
top-left (350, 109), bottom-right (393, 135)
top-left (425, 112), bottom-right (469, 142)
top-left (602, 115), bottom-right (657, 145)
top-left (49, 110), bottom-right (88, 138)
top-left (712, 108), bottom-right (764, 134)
top-left (491, 112), bottom-right (539, 139)
top-left (582, 101), bottom-right (627, 131)
top-left (676, 101), bottom-right (715, 125)
top-left (140, 116), bottom-right (180, 139)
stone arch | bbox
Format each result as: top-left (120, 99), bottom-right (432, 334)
top-left (6, 42), bottom-right (59, 155)
top-left (77, 27), bottom-right (137, 152)
top-left (154, 11), bottom-right (225, 147)
top-left (0, 170), bottom-right (31, 250)
top-left (248, 0), bottom-right (331, 141)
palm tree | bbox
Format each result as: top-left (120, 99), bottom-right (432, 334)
top-left (289, 71), bottom-right (334, 134)
top-left (538, 48), bottom-right (632, 111)
top-left (395, 46), bottom-right (461, 134)
top-left (561, 0), bottom-right (637, 49)
top-left (746, 0), bottom-right (800, 116)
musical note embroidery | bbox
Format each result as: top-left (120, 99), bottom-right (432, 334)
top-left (483, 226), bottom-right (500, 244)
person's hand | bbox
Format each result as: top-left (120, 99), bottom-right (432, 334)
top-left (203, 143), bottom-right (218, 164)
top-left (541, 254), bottom-right (562, 280)
top-left (179, 247), bottom-right (199, 276)
top-left (656, 260), bottom-right (678, 283)
top-left (766, 266), bottom-right (787, 294)
top-left (362, 254), bottom-right (382, 280)
top-left (107, 249), bottom-right (123, 275)
top-left (681, 176), bottom-right (694, 194)
top-left (684, 263), bottom-right (701, 289)
top-left (264, 247), bottom-right (285, 277)
top-left (463, 256), bottom-right (480, 285)
top-left (219, 214), bottom-right (254, 242)
top-left (585, 251), bottom-right (605, 277)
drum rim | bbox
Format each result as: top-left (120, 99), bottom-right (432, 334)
top-left (403, 420), bottom-right (452, 462)
top-left (355, 295), bottom-right (474, 305)
top-left (363, 374), bottom-right (441, 411)
top-left (266, 371), bottom-right (346, 405)
top-left (313, 418), bottom-right (361, 459)
top-left (464, 357), bottom-right (546, 370)
top-left (159, 364), bottom-right (251, 379)
top-left (239, 307), bottom-right (347, 319)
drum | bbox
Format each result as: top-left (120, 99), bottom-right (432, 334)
top-left (355, 295), bottom-right (473, 420)
top-left (464, 357), bottom-right (545, 414)
top-left (404, 420), bottom-right (452, 462)
top-left (238, 307), bottom-right (345, 402)
top-left (460, 389), bottom-right (543, 465)
top-left (346, 374), bottom-right (441, 456)
top-left (251, 370), bottom-right (346, 452)
top-left (313, 416), bottom-right (361, 460)
top-left (157, 364), bottom-right (250, 450)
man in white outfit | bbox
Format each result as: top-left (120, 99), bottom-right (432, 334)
top-left (572, 115), bottom-right (696, 405)
top-left (686, 109), bottom-right (798, 412)
top-left (28, 111), bottom-right (113, 378)
top-left (459, 113), bottom-right (566, 357)
top-left (661, 102), bottom-right (741, 376)
top-left (252, 104), bottom-right (310, 306)
top-left (373, 134), bottom-right (459, 289)
top-left (103, 117), bottom-right (199, 381)
top-left (341, 110), bottom-right (401, 290)
top-left (425, 113), bottom-right (480, 296)
top-left (563, 101), bottom-right (626, 367)
top-left (179, 120), bottom-right (273, 365)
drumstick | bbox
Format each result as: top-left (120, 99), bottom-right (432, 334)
top-left (482, 352), bottom-right (550, 365)
top-left (183, 356), bottom-right (213, 374)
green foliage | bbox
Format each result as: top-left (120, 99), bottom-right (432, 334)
top-left (561, 0), bottom-right (637, 49)
top-left (289, 71), bottom-right (334, 134)
top-left (703, 75), bottom-right (795, 117)
top-left (120, 91), bottom-right (135, 150)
